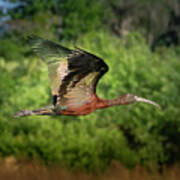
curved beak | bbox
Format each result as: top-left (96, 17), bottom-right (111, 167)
top-left (134, 96), bottom-right (161, 109)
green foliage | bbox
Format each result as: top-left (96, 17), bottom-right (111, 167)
top-left (58, 0), bottom-right (107, 39)
top-left (0, 35), bottom-right (29, 61)
top-left (0, 31), bottom-right (180, 171)
top-left (9, 0), bottom-right (55, 19)
top-left (7, 0), bottom-right (180, 47)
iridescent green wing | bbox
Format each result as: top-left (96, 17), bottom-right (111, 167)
top-left (28, 36), bottom-right (74, 96)
top-left (57, 48), bottom-right (109, 109)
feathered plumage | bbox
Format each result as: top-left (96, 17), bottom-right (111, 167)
top-left (14, 36), bottom-right (160, 118)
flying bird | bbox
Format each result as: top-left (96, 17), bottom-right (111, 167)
top-left (14, 36), bottom-right (160, 117)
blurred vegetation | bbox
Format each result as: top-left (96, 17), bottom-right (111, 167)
top-left (6, 0), bottom-right (180, 46)
top-left (0, 0), bottom-right (180, 172)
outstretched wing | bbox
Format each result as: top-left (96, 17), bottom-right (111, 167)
top-left (28, 36), bottom-right (108, 109)
top-left (28, 35), bottom-right (73, 97)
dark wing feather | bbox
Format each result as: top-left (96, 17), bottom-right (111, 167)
top-left (28, 35), bottom-right (74, 96)
top-left (57, 48), bottom-right (108, 109)
top-left (28, 36), bottom-right (109, 109)
top-left (28, 35), bottom-right (73, 63)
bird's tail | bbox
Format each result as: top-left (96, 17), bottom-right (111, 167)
top-left (14, 106), bottom-right (55, 118)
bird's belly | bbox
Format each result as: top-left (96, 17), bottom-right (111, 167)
top-left (56, 103), bottom-right (96, 116)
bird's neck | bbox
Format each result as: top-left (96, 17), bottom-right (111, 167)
top-left (96, 94), bottom-right (135, 109)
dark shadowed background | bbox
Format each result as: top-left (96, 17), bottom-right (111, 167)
top-left (0, 0), bottom-right (180, 179)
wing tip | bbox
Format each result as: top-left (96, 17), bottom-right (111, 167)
top-left (26, 34), bottom-right (43, 47)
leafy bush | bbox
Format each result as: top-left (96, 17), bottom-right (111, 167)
top-left (0, 31), bottom-right (179, 171)
top-left (6, 0), bottom-right (180, 47)
top-left (57, 0), bottom-right (107, 39)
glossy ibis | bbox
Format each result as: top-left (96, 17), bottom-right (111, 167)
top-left (14, 36), bottom-right (160, 117)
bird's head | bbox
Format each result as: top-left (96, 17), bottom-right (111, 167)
top-left (116, 94), bottom-right (161, 109)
